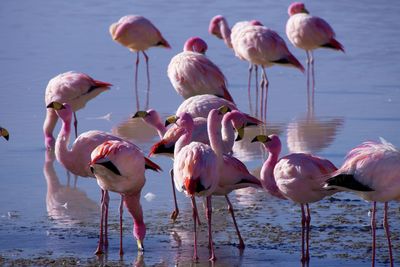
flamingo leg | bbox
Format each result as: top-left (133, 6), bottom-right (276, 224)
top-left (73, 112), bottom-right (78, 139)
top-left (169, 169), bottom-right (180, 222)
top-left (300, 204), bottom-right (306, 263)
top-left (255, 65), bottom-right (259, 117)
top-left (310, 51), bottom-right (315, 114)
top-left (225, 195), bottom-right (245, 249)
top-left (119, 195), bottom-right (124, 256)
top-left (206, 196), bottom-right (216, 261)
top-left (95, 189), bottom-right (106, 255)
top-left (142, 51), bottom-right (150, 110)
top-left (371, 201), bottom-right (376, 267)
top-left (383, 202), bottom-right (394, 267)
top-left (134, 52), bottom-right (140, 111)
top-left (306, 51), bottom-right (311, 114)
top-left (190, 196), bottom-right (199, 261)
top-left (305, 203), bottom-right (311, 263)
top-left (104, 190), bottom-right (110, 249)
top-left (261, 67), bottom-right (269, 122)
top-left (247, 63), bottom-right (254, 114)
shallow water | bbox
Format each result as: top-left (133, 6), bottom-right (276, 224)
top-left (0, 0), bottom-right (399, 266)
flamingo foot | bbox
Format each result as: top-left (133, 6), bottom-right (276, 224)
top-left (209, 255), bottom-right (217, 262)
top-left (237, 241), bottom-right (245, 250)
top-left (95, 245), bottom-right (104, 255)
top-left (301, 255), bottom-right (310, 263)
top-left (170, 209), bottom-right (179, 222)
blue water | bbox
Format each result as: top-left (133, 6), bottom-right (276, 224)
top-left (0, 0), bottom-right (399, 266)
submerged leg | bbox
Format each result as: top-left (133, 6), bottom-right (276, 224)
top-left (169, 169), bottom-right (179, 222)
top-left (225, 195), bottom-right (245, 249)
top-left (143, 51), bottom-right (150, 110)
top-left (206, 196), bottom-right (216, 261)
top-left (119, 195), bottom-right (124, 256)
top-left (383, 202), bottom-right (394, 267)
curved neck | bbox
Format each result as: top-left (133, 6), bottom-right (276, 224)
top-left (207, 111), bottom-right (224, 161)
top-left (123, 192), bottom-right (145, 241)
top-left (174, 120), bottom-right (194, 156)
top-left (221, 114), bottom-right (235, 153)
top-left (153, 121), bottom-right (167, 139)
top-left (55, 117), bottom-right (75, 173)
top-left (219, 18), bottom-right (232, 48)
top-left (260, 149), bottom-right (281, 194)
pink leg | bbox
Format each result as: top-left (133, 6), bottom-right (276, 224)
top-left (73, 112), bottom-right (78, 139)
top-left (225, 195), bottom-right (245, 249)
top-left (206, 196), bottom-right (216, 261)
top-left (142, 51), bottom-right (150, 110)
top-left (383, 202), bottom-right (394, 267)
top-left (371, 202), bottom-right (376, 267)
top-left (300, 204), bottom-right (306, 263)
top-left (255, 65), bottom-right (259, 117)
top-left (305, 203), bottom-right (311, 263)
top-left (95, 189), bottom-right (106, 255)
top-left (134, 52), bottom-right (140, 111)
top-left (306, 51), bottom-right (311, 114)
top-left (310, 51), bottom-right (315, 114)
top-left (190, 196), bottom-right (199, 261)
top-left (119, 195), bottom-right (124, 256)
top-left (261, 68), bottom-right (269, 122)
top-left (247, 64), bottom-right (254, 114)
top-left (169, 169), bottom-right (179, 222)
top-left (104, 191), bottom-right (110, 249)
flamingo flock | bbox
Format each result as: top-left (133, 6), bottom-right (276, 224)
top-left (1, 2), bottom-right (397, 266)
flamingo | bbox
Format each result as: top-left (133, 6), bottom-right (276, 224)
top-left (251, 134), bottom-right (337, 263)
top-left (43, 71), bottom-right (112, 149)
top-left (324, 138), bottom-right (400, 267)
top-left (46, 101), bottom-right (122, 254)
top-left (167, 37), bottom-right (234, 102)
top-left (0, 127), bottom-right (9, 141)
top-left (209, 15), bottom-right (304, 120)
top-left (172, 109), bottom-right (261, 258)
top-left (109, 15), bottom-right (170, 110)
top-left (90, 140), bottom-right (161, 255)
top-left (286, 2), bottom-right (344, 111)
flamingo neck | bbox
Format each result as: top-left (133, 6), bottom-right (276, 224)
top-left (123, 192), bottom-right (146, 242)
top-left (207, 111), bottom-right (224, 162)
top-left (221, 114), bottom-right (235, 153)
top-left (219, 18), bottom-right (232, 48)
top-left (153, 121), bottom-right (167, 139)
top-left (260, 150), bottom-right (281, 195)
top-left (55, 117), bottom-right (76, 174)
top-left (174, 121), bottom-right (193, 156)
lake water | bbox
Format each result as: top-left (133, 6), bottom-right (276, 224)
top-left (0, 0), bottom-right (399, 266)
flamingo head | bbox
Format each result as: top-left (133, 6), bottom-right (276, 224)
top-left (208, 15), bottom-right (226, 39)
top-left (288, 2), bottom-right (309, 16)
top-left (134, 221), bottom-right (146, 251)
top-left (166, 112), bottom-right (193, 129)
top-left (249, 20), bottom-right (263, 26)
top-left (183, 37), bottom-right (208, 54)
top-left (47, 102), bottom-right (73, 124)
top-left (0, 127), bottom-right (9, 141)
top-left (184, 177), bottom-right (202, 195)
top-left (251, 134), bottom-right (282, 155)
top-left (133, 109), bottom-right (162, 128)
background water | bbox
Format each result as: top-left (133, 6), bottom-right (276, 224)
top-left (0, 0), bottom-right (399, 266)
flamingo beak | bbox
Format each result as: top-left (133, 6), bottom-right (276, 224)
top-left (302, 7), bottom-right (309, 14)
top-left (132, 111), bottom-right (148, 119)
top-left (235, 126), bottom-right (245, 141)
top-left (0, 128), bottom-right (9, 141)
top-left (46, 101), bottom-right (65, 110)
top-left (165, 115), bottom-right (178, 127)
top-left (251, 135), bottom-right (271, 143)
top-left (137, 239), bottom-right (144, 251)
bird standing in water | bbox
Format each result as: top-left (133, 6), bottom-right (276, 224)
top-left (90, 140), bottom-right (161, 255)
top-left (110, 15), bottom-right (170, 110)
top-left (324, 138), bottom-right (400, 267)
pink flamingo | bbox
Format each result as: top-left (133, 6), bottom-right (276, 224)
top-left (172, 109), bottom-right (261, 259)
top-left (168, 37), bottom-right (234, 102)
top-left (286, 2), bottom-right (344, 112)
top-left (90, 140), bottom-right (161, 255)
top-left (110, 15), bottom-right (170, 110)
top-left (46, 101), bottom-right (122, 254)
top-left (324, 138), bottom-right (400, 267)
top-left (209, 15), bottom-right (304, 120)
top-left (251, 134), bottom-right (337, 263)
top-left (0, 127), bottom-right (9, 141)
top-left (44, 71), bottom-right (112, 149)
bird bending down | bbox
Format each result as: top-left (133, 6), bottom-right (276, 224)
top-left (0, 127), bottom-right (9, 141)
top-left (252, 134), bottom-right (337, 263)
top-left (168, 37), bottom-right (234, 102)
top-left (209, 15), bottom-right (304, 120)
top-left (43, 71), bottom-right (112, 149)
top-left (286, 2), bottom-right (344, 112)
top-left (46, 101), bottom-right (122, 254)
top-left (90, 140), bottom-right (161, 255)
top-left (110, 15), bottom-right (170, 110)
top-left (324, 138), bottom-right (400, 267)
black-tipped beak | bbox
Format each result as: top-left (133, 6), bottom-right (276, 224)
top-left (235, 127), bottom-right (244, 142)
top-left (132, 111), bottom-right (148, 119)
top-left (47, 101), bottom-right (65, 110)
top-left (165, 115), bottom-right (178, 127)
top-left (0, 128), bottom-right (9, 141)
top-left (251, 135), bottom-right (271, 143)
top-left (94, 161), bottom-right (121, 176)
top-left (245, 121), bottom-right (258, 127)
top-left (218, 105), bottom-right (231, 114)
